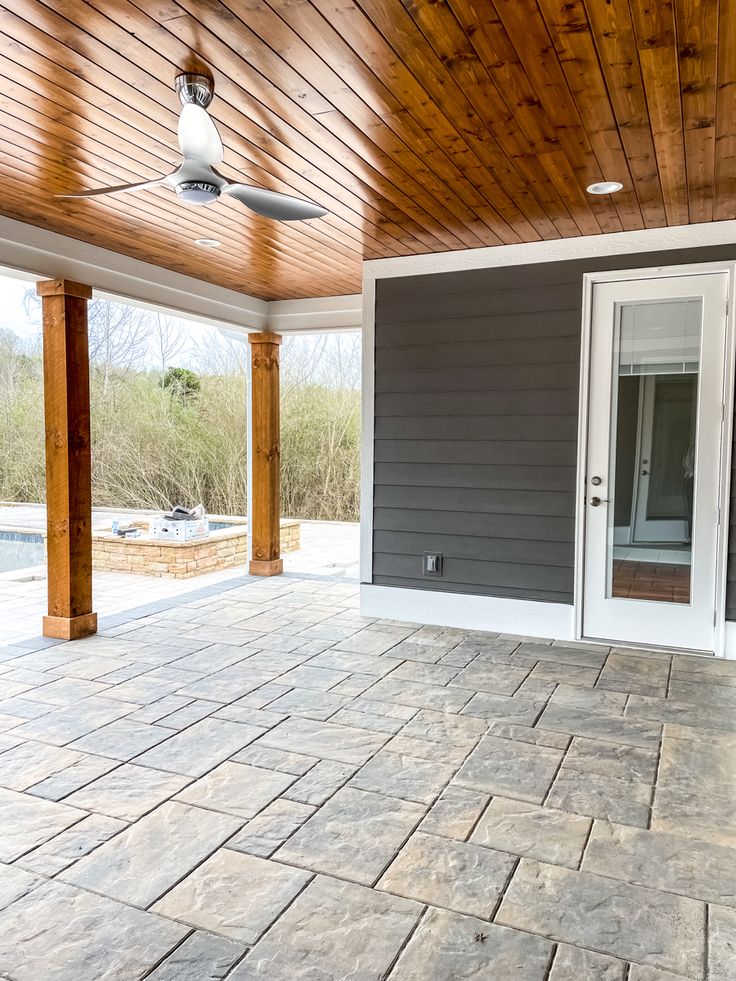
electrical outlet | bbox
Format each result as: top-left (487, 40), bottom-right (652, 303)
top-left (423, 552), bottom-right (443, 577)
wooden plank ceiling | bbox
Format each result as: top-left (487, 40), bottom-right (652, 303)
top-left (0, 1), bottom-right (732, 301)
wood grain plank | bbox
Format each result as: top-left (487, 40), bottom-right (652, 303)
top-left (627, 0), bottom-right (689, 226)
top-left (399, 0), bottom-right (599, 236)
top-left (581, 0), bottom-right (668, 227)
top-left (447, 0), bottom-right (619, 234)
top-left (305, 0), bottom-right (549, 242)
top-left (714, 0), bottom-right (736, 220)
top-left (675, 0), bottom-right (719, 223)
top-left (0, 1), bottom-right (724, 297)
top-left (265, 0), bottom-right (519, 244)
top-left (352, 0), bottom-right (572, 238)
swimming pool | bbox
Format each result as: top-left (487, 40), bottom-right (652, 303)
top-left (0, 531), bottom-right (45, 573)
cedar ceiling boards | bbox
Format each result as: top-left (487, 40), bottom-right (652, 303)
top-left (0, 1), bottom-right (731, 300)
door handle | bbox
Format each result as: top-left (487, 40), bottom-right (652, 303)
top-left (590, 496), bottom-right (609, 507)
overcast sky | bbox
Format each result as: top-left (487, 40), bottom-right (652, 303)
top-left (0, 276), bottom-right (39, 339)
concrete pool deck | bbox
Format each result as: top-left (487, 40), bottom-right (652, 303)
top-left (0, 514), bottom-right (359, 647)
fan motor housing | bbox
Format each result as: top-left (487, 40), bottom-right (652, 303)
top-left (175, 73), bottom-right (214, 109)
top-left (176, 181), bottom-right (220, 205)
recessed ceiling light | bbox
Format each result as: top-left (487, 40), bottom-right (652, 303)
top-left (586, 181), bottom-right (624, 195)
top-left (194, 238), bottom-right (221, 247)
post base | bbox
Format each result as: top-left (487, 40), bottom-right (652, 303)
top-left (249, 559), bottom-right (283, 577)
top-left (43, 612), bottom-right (97, 640)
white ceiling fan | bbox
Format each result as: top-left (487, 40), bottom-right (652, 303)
top-left (58, 73), bottom-right (328, 222)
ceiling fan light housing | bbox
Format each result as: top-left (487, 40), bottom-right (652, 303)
top-left (175, 73), bottom-right (214, 109)
top-left (176, 181), bottom-right (220, 205)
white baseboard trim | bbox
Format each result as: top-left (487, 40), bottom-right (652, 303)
top-left (723, 621), bottom-right (736, 660)
top-left (360, 584), bottom-right (575, 640)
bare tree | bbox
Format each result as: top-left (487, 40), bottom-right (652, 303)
top-left (23, 290), bottom-right (152, 390)
top-left (151, 312), bottom-right (187, 372)
top-left (192, 328), bottom-right (247, 376)
top-left (87, 300), bottom-right (150, 371)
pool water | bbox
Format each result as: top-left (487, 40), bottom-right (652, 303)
top-left (0, 532), bottom-right (45, 573)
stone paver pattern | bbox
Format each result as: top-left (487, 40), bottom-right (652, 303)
top-left (0, 573), bottom-right (734, 978)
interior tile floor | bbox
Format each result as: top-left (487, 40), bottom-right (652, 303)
top-left (0, 574), bottom-right (734, 979)
top-left (612, 558), bottom-right (692, 604)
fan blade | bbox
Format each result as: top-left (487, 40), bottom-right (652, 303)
top-left (57, 178), bottom-right (167, 198)
top-left (178, 104), bottom-right (223, 164)
top-left (223, 183), bottom-right (327, 221)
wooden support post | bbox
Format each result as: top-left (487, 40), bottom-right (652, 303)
top-left (38, 279), bottom-right (97, 640)
top-left (248, 331), bottom-right (283, 576)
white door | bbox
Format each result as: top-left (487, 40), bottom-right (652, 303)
top-left (582, 272), bottom-right (729, 652)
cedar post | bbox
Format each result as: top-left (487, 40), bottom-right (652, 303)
top-left (248, 331), bottom-right (283, 576)
top-left (38, 279), bottom-right (97, 640)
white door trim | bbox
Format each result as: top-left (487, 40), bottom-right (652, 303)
top-left (574, 261), bottom-right (736, 656)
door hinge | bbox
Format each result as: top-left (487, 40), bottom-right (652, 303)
top-left (717, 506), bottom-right (721, 526)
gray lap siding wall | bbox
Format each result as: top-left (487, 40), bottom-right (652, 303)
top-left (371, 244), bottom-right (736, 613)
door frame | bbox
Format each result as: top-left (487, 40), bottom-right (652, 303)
top-left (574, 261), bottom-right (736, 657)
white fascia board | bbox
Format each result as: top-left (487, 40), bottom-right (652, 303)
top-left (0, 215), bottom-right (267, 332)
top-left (266, 294), bottom-right (363, 334)
top-left (364, 220), bottom-right (736, 281)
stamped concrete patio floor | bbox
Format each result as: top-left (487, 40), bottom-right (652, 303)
top-left (0, 574), bottom-right (735, 980)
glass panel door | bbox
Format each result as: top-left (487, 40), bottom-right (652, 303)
top-left (583, 272), bottom-right (728, 653)
top-left (609, 298), bottom-right (701, 605)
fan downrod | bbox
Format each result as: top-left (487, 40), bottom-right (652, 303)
top-left (175, 73), bottom-right (214, 109)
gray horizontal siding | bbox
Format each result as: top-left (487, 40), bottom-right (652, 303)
top-left (378, 311), bottom-right (582, 347)
top-left (375, 415), bottom-right (576, 440)
top-left (376, 336), bottom-right (579, 369)
top-left (374, 486), bottom-right (575, 517)
top-left (374, 463), bottom-right (575, 492)
top-left (374, 508), bottom-right (575, 542)
top-left (373, 531), bottom-right (573, 567)
top-left (372, 242), bottom-right (736, 613)
top-left (375, 440), bottom-right (578, 467)
top-left (376, 389), bottom-right (579, 416)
